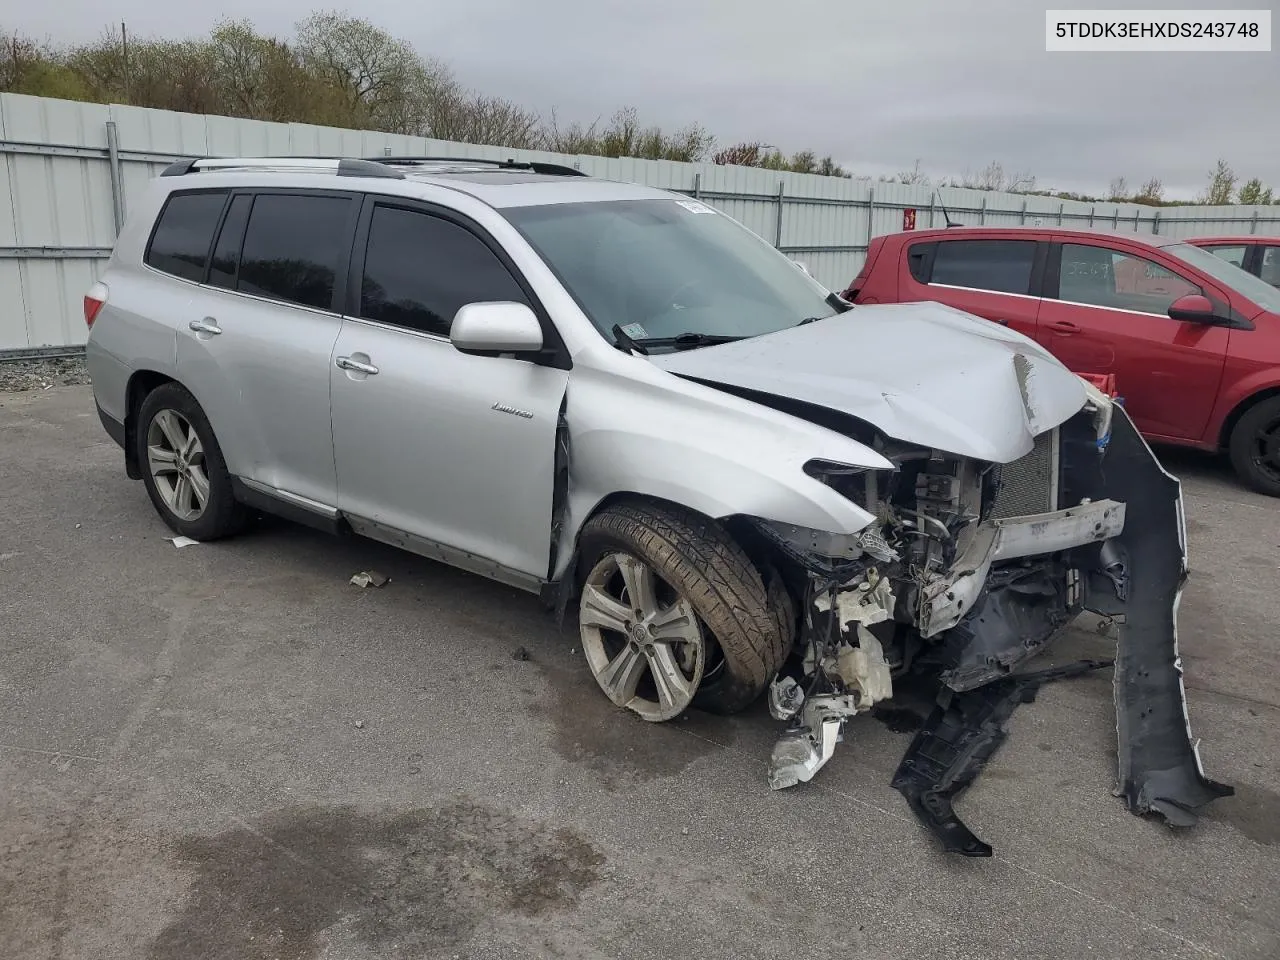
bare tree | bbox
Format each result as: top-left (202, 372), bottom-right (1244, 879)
top-left (1107, 176), bottom-right (1129, 201)
top-left (1133, 177), bottom-right (1164, 204)
top-left (896, 159), bottom-right (929, 185)
top-left (294, 12), bottom-right (451, 132)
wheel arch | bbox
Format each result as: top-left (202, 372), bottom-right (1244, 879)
top-left (123, 369), bottom-right (179, 479)
top-left (543, 489), bottom-right (801, 633)
top-left (1218, 386), bottom-right (1280, 451)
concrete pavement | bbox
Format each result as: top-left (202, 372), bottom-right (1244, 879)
top-left (1, 386), bottom-right (1277, 960)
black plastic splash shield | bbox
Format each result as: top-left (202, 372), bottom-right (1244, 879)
top-left (1087, 408), bottom-right (1233, 824)
top-left (891, 659), bottom-right (1112, 857)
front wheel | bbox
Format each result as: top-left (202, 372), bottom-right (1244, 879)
top-left (576, 502), bottom-right (792, 721)
top-left (1228, 395), bottom-right (1280, 497)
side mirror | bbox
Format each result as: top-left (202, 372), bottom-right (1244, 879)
top-left (1167, 294), bottom-right (1219, 324)
top-left (450, 302), bottom-right (544, 355)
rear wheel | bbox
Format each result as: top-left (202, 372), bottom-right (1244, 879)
top-left (136, 383), bottom-right (247, 539)
top-left (1228, 395), bottom-right (1280, 497)
top-left (576, 502), bottom-right (792, 720)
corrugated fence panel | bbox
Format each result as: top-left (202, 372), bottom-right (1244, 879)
top-left (4, 92), bottom-right (1280, 351)
top-left (0, 95), bottom-right (20, 350)
top-left (1, 96), bottom-right (117, 349)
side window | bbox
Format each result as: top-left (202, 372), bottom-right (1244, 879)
top-left (1059, 243), bottom-right (1199, 315)
top-left (359, 205), bottom-right (529, 337)
top-left (907, 242), bottom-right (934, 283)
top-left (1260, 247), bottom-right (1280, 288)
top-left (145, 191), bottom-right (227, 282)
top-left (1203, 244), bottom-right (1248, 269)
top-left (929, 240), bottom-right (1036, 295)
top-left (207, 195), bottom-right (252, 289)
top-left (238, 194), bottom-right (352, 310)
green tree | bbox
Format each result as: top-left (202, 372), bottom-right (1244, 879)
top-left (1238, 178), bottom-right (1275, 205)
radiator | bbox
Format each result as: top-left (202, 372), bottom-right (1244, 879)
top-left (989, 427), bottom-right (1060, 519)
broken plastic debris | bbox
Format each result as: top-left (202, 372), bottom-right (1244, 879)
top-left (167, 536), bottom-right (199, 548)
top-left (354, 719), bottom-right (365, 729)
top-left (350, 570), bottom-right (389, 588)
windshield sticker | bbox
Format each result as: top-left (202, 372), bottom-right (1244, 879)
top-left (675, 199), bottom-right (715, 214)
top-left (621, 322), bottom-right (648, 339)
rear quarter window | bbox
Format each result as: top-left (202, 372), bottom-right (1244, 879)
top-left (145, 191), bottom-right (228, 282)
top-left (930, 239), bottom-right (1036, 295)
top-left (907, 242), bottom-right (935, 283)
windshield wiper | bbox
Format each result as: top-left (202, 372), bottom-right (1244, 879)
top-left (630, 332), bottom-right (748, 351)
top-left (611, 323), bottom-right (650, 355)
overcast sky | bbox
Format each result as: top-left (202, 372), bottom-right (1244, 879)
top-left (8, 0), bottom-right (1277, 199)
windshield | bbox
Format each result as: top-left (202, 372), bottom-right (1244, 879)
top-left (1167, 242), bottom-right (1280, 313)
top-left (502, 198), bottom-right (839, 347)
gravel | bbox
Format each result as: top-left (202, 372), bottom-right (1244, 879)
top-left (0, 355), bottom-right (91, 392)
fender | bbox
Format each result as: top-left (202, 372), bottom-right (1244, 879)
top-left (552, 362), bottom-right (890, 581)
top-left (1206, 369), bottom-right (1280, 448)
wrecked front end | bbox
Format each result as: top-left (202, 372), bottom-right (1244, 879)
top-left (756, 393), bottom-right (1232, 854)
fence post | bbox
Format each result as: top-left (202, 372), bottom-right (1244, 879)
top-left (774, 180), bottom-right (785, 248)
top-left (105, 120), bottom-right (125, 236)
top-left (1058, 202), bottom-right (1065, 226)
top-left (928, 195), bottom-right (936, 227)
top-left (1089, 205), bottom-right (1095, 227)
top-left (1021, 199), bottom-right (1028, 225)
top-left (866, 186), bottom-right (876, 251)
top-left (866, 185), bottom-right (877, 251)
top-left (693, 172), bottom-right (701, 200)
top-left (1251, 210), bottom-right (1259, 235)
top-left (979, 196), bottom-right (987, 225)
top-left (1113, 207), bottom-right (1120, 229)
top-left (1152, 209), bottom-right (1160, 235)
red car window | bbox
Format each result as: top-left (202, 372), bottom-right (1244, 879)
top-left (1261, 247), bottom-right (1280, 287)
top-left (1060, 243), bottom-right (1198, 315)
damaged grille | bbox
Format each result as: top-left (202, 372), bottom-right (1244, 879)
top-left (989, 428), bottom-right (1060, 519)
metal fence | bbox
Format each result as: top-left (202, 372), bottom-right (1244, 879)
top-left (4, 91), bottom-right (1280, 354)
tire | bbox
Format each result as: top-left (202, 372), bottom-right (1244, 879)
top-left (135, 382), bottom-right (248, 540)
top-left (577, 502), bottom-right (792, 716)
top-left (1228, 395), bottom-right (1280, 497)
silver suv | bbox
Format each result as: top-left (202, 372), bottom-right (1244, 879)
top-left (84, 156), bottom-right (1229, 854)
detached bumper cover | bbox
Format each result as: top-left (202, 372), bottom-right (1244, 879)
top-left (891, 407), bottom-right (1231, 854)
top-left (1088, 408), bottom-right (1234, 823)
top-left (892, 659), bottom-right (1113, 857)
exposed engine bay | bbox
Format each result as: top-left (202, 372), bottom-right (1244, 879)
top-left (751, 395), bottom-right (1233, 855)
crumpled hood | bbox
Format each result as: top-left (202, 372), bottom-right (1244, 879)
top-left (650, 301), bottom-right (1088, 463)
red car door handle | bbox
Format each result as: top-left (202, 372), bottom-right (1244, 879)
top-left (1047, 320), bottom-right (1080, 334)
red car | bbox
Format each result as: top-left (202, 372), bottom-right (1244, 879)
top-left (843, 226), bottom-right (1280, 495)
top-left (1185, 235), bottom-right (1280, 288)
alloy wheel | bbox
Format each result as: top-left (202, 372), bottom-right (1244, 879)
top-left (146, 409), bottom-right (210, 522)
top-left (579, 552), bottom-right (706, 722)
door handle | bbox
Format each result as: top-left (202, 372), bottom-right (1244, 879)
top-left (189, 318), bottom-right (222, 335)
top-left (1047, 320), bottom-right (1080, 334)
top-left (335, 356), bottom-right (379, 375)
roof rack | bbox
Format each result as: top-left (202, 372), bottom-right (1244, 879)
top-left (369, 156), bottom-right (588, 177)
top-left (160, 157), bottom-right (405, 179)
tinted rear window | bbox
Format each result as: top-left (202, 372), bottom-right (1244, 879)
top-left (238, 194), bottom-right (352, 310)
top-left (208, 195), bottom-right (252, 289)
top-left (930, 239), bottom-right (1037, 295)
top-left (145, 191), bottom-right (227, 282)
